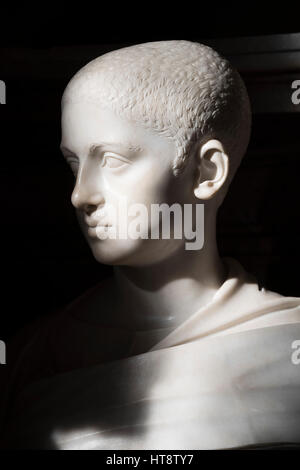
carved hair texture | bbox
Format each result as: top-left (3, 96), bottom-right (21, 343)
top-left (62, 40), bottom-right (251, 179)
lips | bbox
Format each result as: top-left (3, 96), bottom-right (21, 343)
top-left (85, 214), bottom-right (106, 228)
top-left (87, 224), bottom-right (113, 239)
top-left (85, 218), bottom-right (98, 228)
top-left (84, 211), bottom-right (113, 240)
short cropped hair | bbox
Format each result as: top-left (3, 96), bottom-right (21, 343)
top-left (62, 40), bottom-right (251, 179)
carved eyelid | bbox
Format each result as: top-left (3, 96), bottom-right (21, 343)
top-left (102, 152), bottom-right (132, 166)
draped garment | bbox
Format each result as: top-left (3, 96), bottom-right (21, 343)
top-left (1, 258), bottom-right (300, 449)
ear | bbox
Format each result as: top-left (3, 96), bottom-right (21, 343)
top-left (194, 139), bottom-right (229, 200)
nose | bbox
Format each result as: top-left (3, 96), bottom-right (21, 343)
top-left (71, 165), bottom-right (104, 212)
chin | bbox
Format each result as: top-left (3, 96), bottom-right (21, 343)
top-left (88, 236), bottom-right (185, 267)
top-left (88, 237), bottom-right (147, 266)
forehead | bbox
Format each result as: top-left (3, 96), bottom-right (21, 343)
top-left (60, 100), bottom-right (175, 157)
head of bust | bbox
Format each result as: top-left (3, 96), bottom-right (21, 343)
top-left (60, 40), bottom-right (251, 266)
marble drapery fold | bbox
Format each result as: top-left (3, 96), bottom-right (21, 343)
top-left (1, 258), bottom-right (300, 449)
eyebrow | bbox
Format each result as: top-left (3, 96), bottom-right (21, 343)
top-left (60, 141), bottom-right (143, 156)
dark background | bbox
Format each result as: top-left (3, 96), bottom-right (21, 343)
top-left (1, 2), bottom-right (300, 340)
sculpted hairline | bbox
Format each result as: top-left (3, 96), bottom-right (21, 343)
top-left (62, 40), bottom-right (251, 177)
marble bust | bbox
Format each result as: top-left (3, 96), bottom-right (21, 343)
top-left (0, 40), bottom-right (300, 450)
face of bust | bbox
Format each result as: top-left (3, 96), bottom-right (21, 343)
top-left (60, 100), bottom-right (197, 266)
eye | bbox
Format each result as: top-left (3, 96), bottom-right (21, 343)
top-left (67, 158), bottom-right (79, 176)
top-left (102, 153), bottom-right (131, 169)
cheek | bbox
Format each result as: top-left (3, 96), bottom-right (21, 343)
top-left (103, 158), bottom-right (184, 212)
top-left (137, 170), bottom-right (178, 206)
top-left (104, 177), bottom-right (165, 207)
top-left (145, 176), bottom-right (185, 206)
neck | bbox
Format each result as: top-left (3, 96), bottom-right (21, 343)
top-left (113, 218), bottom-right (227, 331)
